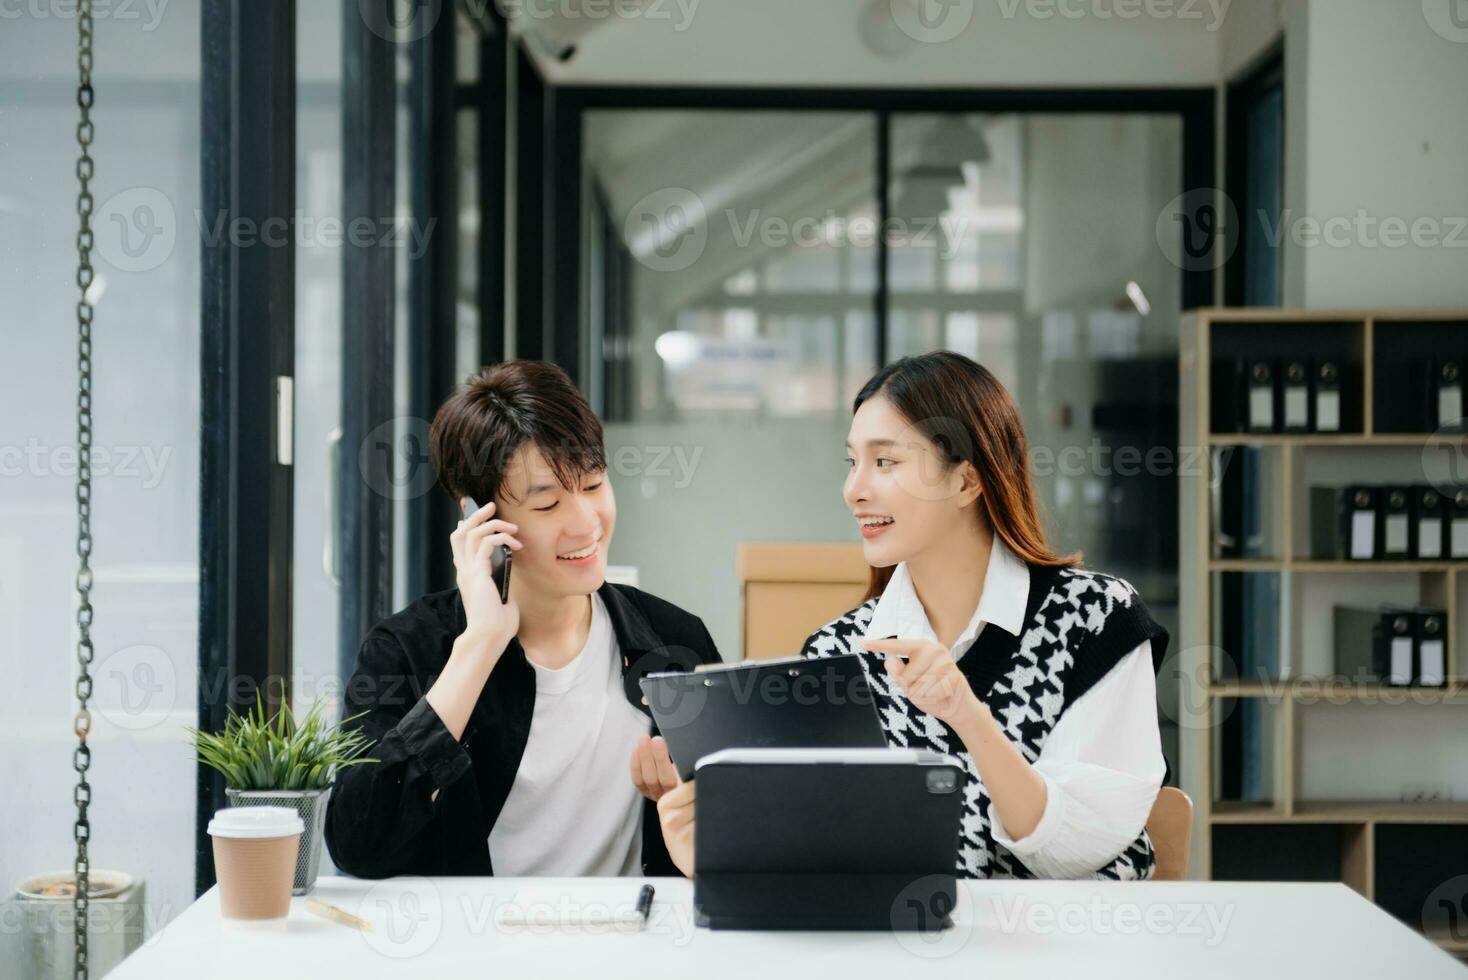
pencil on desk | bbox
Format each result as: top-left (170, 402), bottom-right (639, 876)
top-left (305, 897), bottom-right (372, 932)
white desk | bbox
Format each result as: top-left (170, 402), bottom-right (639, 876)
top-left (108, 875), bottom-right (1465, 979)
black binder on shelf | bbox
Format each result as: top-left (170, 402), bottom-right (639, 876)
top-left (1380, 609), bottom-right (1416, 686)
top-left (1280, 359), bottom-right (1312, 432)
top-left (692, 748), bottom-right (962, 931)
top-left (1451, 489), bottom-right (1468, 560)
top-left (1429, 356), bottom-right (1464, 432)
top-left (1410, 485), bottom-right (1445, 560)
top-left (1416, 609), bottom-right (1448, 687)
top-left (1377, 355), bottom-right (1428, 432)
top-left (1311, 485), bottom-right (1379, 560)
top-left (1333, 606), bottom-right (1414, 685)
top-left (1211, 357), bottom-right (1247, 433)
top-left (1380, 486), bottom-right (1412, 561)
top-left (1246, 359), bottom-right (1277, 432)
top-left (1314, 360), bottom-right (1343, 432)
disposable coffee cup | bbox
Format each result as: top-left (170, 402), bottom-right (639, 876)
top-left (208, 806), bottom-right (304, 920)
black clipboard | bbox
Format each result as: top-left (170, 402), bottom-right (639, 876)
top-left (638, 653), bottom-right (886, 781)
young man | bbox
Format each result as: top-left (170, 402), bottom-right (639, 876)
top-left (325, 360), bottom-right (715, 878)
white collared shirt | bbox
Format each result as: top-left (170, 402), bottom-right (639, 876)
top-left (865, 537), bottom-right (1166, 879)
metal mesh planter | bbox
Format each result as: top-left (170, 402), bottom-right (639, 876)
top-left (224, 786), bottom-right (331, 895)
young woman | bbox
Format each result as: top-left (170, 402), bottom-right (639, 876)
top-left (325, 360), bottom-right (719, 879)
top-left (646, 351), bottom-right (1170, 880)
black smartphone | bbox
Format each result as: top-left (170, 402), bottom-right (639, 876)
top-left (461, 495), bottom-right (512, 602)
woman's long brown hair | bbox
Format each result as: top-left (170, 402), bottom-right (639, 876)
top-left (855, 351), bottom-right (1081, 600)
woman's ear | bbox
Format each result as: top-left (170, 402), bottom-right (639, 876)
top-left (954, 460), bottom-right (984, 509)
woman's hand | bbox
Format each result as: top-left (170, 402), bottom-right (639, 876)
top-left (862, 637), bottom-right (986, 728)
top-left (629, 734), bottom-right (680, 803)
top-left (656, 778), bottom-right (697, 879)
top-left (451, 497), bottom-right (522, 659)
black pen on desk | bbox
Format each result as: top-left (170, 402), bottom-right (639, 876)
top-left (494, 884), bottom-right (657, 930)
top-left (634, 883), bottom-right (655, 930)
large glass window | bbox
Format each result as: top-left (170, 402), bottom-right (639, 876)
top-left (585, 108), bottom-right (1184, 673)
top-left (585, 110), bottom-right (879, 656)
top-left (1, 6), bottom-right (202, 947)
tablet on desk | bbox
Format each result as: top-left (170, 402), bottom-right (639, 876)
top-left (638, 653), bottom-right (887, 780)
top-left (691, 747), bottom-right (964, 931)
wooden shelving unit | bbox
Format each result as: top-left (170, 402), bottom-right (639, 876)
top-left (1178, 309), bottom-right (1468, 957)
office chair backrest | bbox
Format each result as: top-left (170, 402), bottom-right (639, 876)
top-left (1146, 786), bottom-right (1194, 881)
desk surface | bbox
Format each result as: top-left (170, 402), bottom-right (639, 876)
top-left (110, 875), bottom-right (1466, 979)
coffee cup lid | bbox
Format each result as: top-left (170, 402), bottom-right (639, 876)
top-left (207, 806), bottom-right (304, 840)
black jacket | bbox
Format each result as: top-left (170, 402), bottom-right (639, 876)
top-left (324, 582), bottom-right (721, 879)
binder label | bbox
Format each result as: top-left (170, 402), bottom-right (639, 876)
top-left (1284, 387), bottom-right (1308, 428)
top-left (1440, 385), bottom-right (1462, 428)
top-left (1316, 391), bottom-right (1340, 432)
top-left (1249, 388), bottom-right (1273, 429)
top-left (1454, 518), bottom-right (1468, 558)
top-left (1389, 637), bottom-right (1413, 685)
top-left (1350, 511), bottom-right (1375, 560)
top-left (1385, 514), bottom-right (1409, 555)
top-left (1419, 517), bottom-right (1442, 559)
top-left (1420, 639), bottom-right (1446, 686)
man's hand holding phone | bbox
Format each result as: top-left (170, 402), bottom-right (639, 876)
top-left (451, 496), bottom-right (522, 667)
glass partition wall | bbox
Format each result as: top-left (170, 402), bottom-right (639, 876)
top-left (583, 108), bottom-right (1191, 769)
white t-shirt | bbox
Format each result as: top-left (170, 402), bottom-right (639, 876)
top-left (487, 592), bottom-right (650, 876)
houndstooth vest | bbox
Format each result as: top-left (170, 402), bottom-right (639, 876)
top-left (800, 563), bottom-right (1169, 880)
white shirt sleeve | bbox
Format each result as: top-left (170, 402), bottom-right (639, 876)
top-left (988, 639), bottom-right (1166, 878)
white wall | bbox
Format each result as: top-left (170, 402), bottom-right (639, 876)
top-left (1217, 0), bottom-right (1468, 310)
top-left (1287, 0), bottom-right (1468, 308)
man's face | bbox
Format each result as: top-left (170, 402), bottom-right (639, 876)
top-left (492, 442), bottom-right (615, 600)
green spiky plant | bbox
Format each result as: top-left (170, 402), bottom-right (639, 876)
top-left (187, 691), bottom-right (379, 791)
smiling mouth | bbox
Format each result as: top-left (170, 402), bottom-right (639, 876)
top-left (857, 515), bottom-right (895, 538)
top-left (556, 543), bottom-right (599, 562)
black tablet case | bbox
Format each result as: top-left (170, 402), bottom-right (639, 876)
top-left (639, 654), bottom-right (887, 780)
top-left (692, 750), bottom-right (963, 931)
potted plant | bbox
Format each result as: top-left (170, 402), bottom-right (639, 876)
top-left (187, 693), bottom-right (378, 895)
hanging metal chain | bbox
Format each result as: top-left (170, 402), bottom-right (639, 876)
top-left (73, 1), bottom-right (96, 978)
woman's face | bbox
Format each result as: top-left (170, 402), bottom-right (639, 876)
top-left (843, 394), bottom-right (980, 567)
top-left (493, 442), bottom-right (616, 599)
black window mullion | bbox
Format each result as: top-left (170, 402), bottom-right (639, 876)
top-left (196, 0), bottom-right (296, 898)
top-left (339, 0), bottom-right (398, 689)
